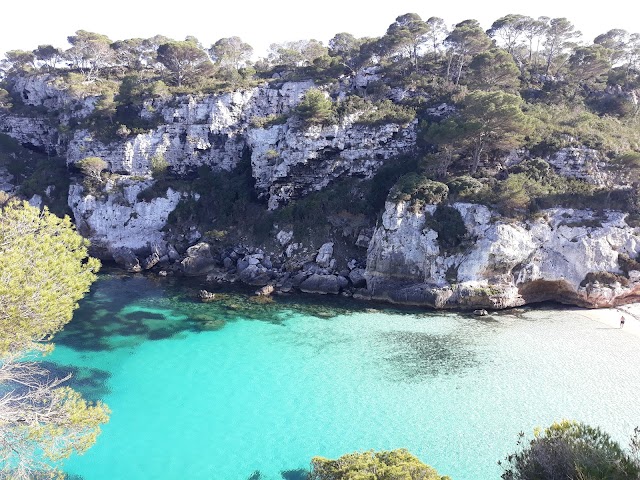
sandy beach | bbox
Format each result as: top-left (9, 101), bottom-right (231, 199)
top-left (575, 303), bottom-right (640, 337)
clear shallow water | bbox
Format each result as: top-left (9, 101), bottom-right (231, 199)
top-left (48, 274), bottom-right (640, 480)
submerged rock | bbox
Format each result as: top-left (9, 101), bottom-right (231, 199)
top-left (199, 290), bottom-right (217, 303)
top-left (255, 284), bottom-right (275, 296)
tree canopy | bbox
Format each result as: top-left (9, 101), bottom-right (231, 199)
top-left (157, 40), bottom-right (213, 86)
top-left (310, 449), bottom-right (451, 480)
top-left (0, 201), bottom-right (108, 479)
top-left (0, 201), bottom-right (100, 354)
top-left (500, 420), bottom-right (640, 480)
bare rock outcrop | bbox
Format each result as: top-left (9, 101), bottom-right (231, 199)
top-left (365, 201), bottom-right (640, 309)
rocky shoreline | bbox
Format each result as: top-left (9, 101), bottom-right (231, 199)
top-left (102, 200), bottom-right (640, 311)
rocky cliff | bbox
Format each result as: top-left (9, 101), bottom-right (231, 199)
top-left (2, 73), bottom-right (640, 309)
top-left (363, 201), bottom-right (640, 308)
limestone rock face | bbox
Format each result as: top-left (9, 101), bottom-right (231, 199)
top-left (2, 75), bottom-right (414, 210)
top-left (6, 73), bottom-right (640, 310)
top-left (365, 201), bottom-right (640, 309)
top-left (247, 119), bottom-right (416, 209)
top-left (0, 116), bottom-right (60, 154)
top-left (547, 147), bottom-right (609, 186)
top-left (12, 75), bottom-right (95, 115)
top-left (65, 81), bottom-right (316, 177)
top-left (68, 178), bottom-right (182, 257)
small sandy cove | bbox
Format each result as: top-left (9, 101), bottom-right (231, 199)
top-left (576, 303), bottom-right (640, 337)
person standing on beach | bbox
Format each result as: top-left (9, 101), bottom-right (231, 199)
top-left (620, 316), bottom-right (626, 328)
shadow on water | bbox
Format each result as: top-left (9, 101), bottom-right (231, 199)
top-left (244, 469), bottom-right (309, 480)
top-left (281, 469), bottom-right (310, 480)
top-left (39, 362), bottom-right (112, 402)
top-left (56, 271), bottom-right (456, 353)
top-left (380, 330), bottom-right (480, 381)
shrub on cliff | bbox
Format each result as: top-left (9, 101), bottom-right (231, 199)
top-left (447, 175), bottom-right (484, 199)
top-left (295, 88), bottom-right (336, 127)
top-left (428, 204), bottom-right (468, 250)
top-left (338, 95), bottom-right (416, 126)
top-left (76, 156), bottom-right (108, 195)
top-left (150, 153), bottom-right (169, 178)
top-left (389, 173), bottom-right (449, 206)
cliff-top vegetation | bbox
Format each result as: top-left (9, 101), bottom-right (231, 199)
top-left (1, 13), bottom-right (639, 239)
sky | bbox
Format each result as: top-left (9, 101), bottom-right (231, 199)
top-left (1, 0), bottom-right (638, 58)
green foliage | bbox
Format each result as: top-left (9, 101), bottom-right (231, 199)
top-left (295, 88), bottom-right (336, 126)
top-left (112, 74), bottom-right (167, 133)
top-left (467, 48), bottom-right (521, 91)
top-left (389, 173), bottom-right (449, 205)
top-left (150, 153), bottom-right (169, 178)
top-left (496, 173), bottom-right (551, 213)
top-left (445, 19), bottom-right (492, 84)
top-left (359, 100), bottom-right (415, 126)
top-left (310, 449), bottom-right (450, 480)
top-left (249, 114), bottom-right (288, 128)
top-left (446, 175), bottom-right (484, 198)
top-left (76, 157), bottom-right (108, 195)
top-left (65, 30), bottom-right (113, 81)
top-left (382, 13), bottom-right (429, 70)
top-left (19, 157), bottom-right (71, 216)
top-left (0, 134), bottom-right (70, 216)
top-left (526, 104), bottom-right (640, 156)
top-left (444, 158), bottom-right (622, 216)
top-left (458, 90), bottom-right (533, 173)
top-left (76, 156), bottom-right (107, 178)
top-left (608, 151), bottom-right (640, 185)
top-left (419, 118), bottom-right (468, 177)
top-left (492, 159), bottom-right (615, 215)
top-left (328, 32), bottom-right (364, 72)
top-left (268, 39), bottom-right (328, 69)
top-left (427, 204), bottom-right (468, 250)
top-left (156, 40), bottom-right (214, 86)
top-left (273, 177), bottom-right (372, 240)
top-left (568, 45), bottom-right (612, 87)
top-left (209, 36), bottom-right (253, 71)
top-left (338, 95), bottom-right (416, 126)
top-left (0, 201), bottom-right (100, 354)
top-left (367, 155), bottom-right (420, 213)
top-left (1, 50), bottom-right (35, 74)
top-left (0, 202), bottom-right (108, 478)
top-left (162, 157), bottom-right (258, 233)
top-left (509, 158), bottom-right (552, 180)
top-left (57, 73), bottom-right (119, 100)
top-left (501, 420), bottom-right (640, 480)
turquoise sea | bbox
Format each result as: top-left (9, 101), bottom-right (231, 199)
top-left (48, 273), bottom-right (640, 480)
